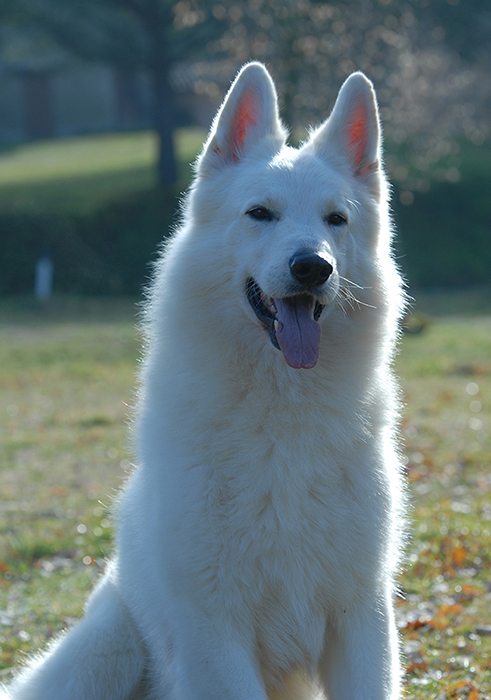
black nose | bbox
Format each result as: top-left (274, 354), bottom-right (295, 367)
top-left (289, 250), bottom-right (333, 288)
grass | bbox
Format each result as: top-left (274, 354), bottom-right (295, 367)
top-left (0, 294), bottom-right (490, 698)
top-left (0, 129), bottom-right (206, 215)
top-left (0, 298), bottom-right (139, 668)
top-left (399, 313), bottom-right (491, 698)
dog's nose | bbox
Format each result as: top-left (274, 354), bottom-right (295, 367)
top-left (289, 250), bottom-right (333, 288)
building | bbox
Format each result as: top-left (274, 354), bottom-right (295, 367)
top-left (0, 24), bottom-right (228, 142)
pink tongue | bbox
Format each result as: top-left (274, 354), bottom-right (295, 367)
top-left (274, 296), bottom-right (321, 369)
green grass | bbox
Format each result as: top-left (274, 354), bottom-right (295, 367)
top-left (0, 129), bottom-right (206, 215)
top-left (0, 298), bottom-right (139, 666)
top-left (0, 295), bottom-right (490, 697)
top-left (398, 315), bottom-right (491, 698)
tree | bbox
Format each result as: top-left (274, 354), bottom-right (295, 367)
top-left (16, 0), bottom-right (225, 184)
top-left (205, 0), bottom-right (490, 195)
top-left (9, 0), bottom-right (491, 191)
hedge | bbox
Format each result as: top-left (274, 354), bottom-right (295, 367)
top-left (393, 175), bottom-right (491, 288)
top-left (0, 188), bottom-right (178, 296)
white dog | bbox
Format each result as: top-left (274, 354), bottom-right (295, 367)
top-left (3, 62), bottom-right (405, 700)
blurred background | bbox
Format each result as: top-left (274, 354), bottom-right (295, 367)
top-left (0, 0), bottom-right (489, 297)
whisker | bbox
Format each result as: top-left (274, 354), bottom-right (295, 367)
top-left (337, 287), bottom-right (355, 313)
top-left (337, 285), bottom-right (377, 312)
top-left (350, 297), bottom-right (377, 310)
top-left (338, 276), bottom-right (366, 291)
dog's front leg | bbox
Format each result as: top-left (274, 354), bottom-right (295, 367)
top-left (318, 593), bottom-right (401, 700)
top-left (149, 607), bottom-right (268, 700)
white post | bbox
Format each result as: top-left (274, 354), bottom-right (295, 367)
top-left (34, 251), bottom-right (53, 302)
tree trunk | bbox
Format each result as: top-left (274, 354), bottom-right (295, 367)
top-left (151, 61), bottom-right (177, 186)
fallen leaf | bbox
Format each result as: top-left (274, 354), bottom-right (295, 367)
top-left (401, 615), bottom-right (435, 632)
top-left (450, 544), bottom-right (466, 567)
top-left (406, 653), bottom-right (428, 674)
top-left (461, 584), bottom-right (480, 599)
top-left (451, 680), bottom-right (469, 692)
top-left (438, 603), bottom-right (463, 617)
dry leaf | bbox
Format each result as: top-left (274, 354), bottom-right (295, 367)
top-left (450, 544), bottom-right (466, 567)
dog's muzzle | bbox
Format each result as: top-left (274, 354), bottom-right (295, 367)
top-left (246, 276), bottom-right (325, 369)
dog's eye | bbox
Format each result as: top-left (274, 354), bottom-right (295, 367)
top-left (325, 212), bottom-right (347, 227)
top-left (247, 206), bottom-right (274, 222)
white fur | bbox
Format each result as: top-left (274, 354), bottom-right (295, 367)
top-left (2, 62), bottom-right (406, 700)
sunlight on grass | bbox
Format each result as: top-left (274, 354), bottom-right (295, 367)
top-left (0, 132), bottom-right (158, 184)
top-left (0, 129), bottom-right (206, 215)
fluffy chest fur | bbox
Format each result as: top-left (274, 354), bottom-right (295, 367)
top-left (133, 344), bottom-right (398, 683)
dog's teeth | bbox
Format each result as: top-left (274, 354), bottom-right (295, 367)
top-left (274, 319), bottom-right (278, 332)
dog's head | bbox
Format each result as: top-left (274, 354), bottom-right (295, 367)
top-left (187, 63), bottom-right (390, 370)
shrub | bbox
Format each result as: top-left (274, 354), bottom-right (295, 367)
top-left (0, 188), bottom-right (179, 295)
top-left (394, 175), bottom-right (491, 288)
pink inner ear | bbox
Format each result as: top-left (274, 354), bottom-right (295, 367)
top-left (229, 88), bottom-right (259, 162)
top-left (347, 100), bottom-right (369, 168)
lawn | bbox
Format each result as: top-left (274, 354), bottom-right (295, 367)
top-left (0, 129), bottom-right (206, 215)
top-left (0, 293), bottom-right (490, 698)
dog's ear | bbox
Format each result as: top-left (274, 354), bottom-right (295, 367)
top-left (308, 72), bottom-right (382, 197)
top-left (197, 62), bottom-right (286, 175)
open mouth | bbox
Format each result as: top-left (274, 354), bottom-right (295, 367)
top-left (246, 277), bottom-right (325, 369)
